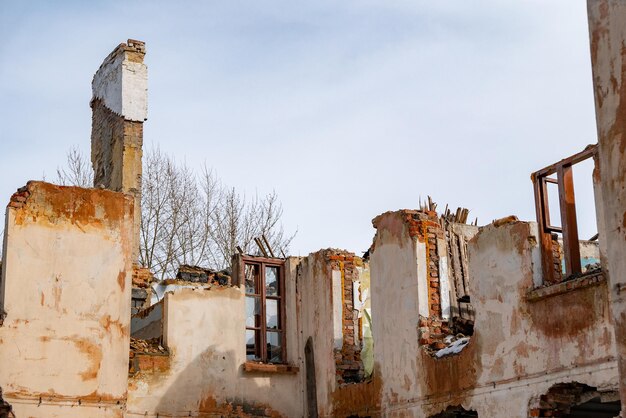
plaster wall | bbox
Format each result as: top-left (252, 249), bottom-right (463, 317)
top-left (0, 182), bottom-right (134, 417)
top-left (126, 258), bottom-right (303, 418)
top-left (587, 2), bottom-right (626, 411)
top-left (92, 43), bottom-right (147, 122)
top-left (298, 251), bottom-right (339, 417)
top-left (298, 250), bottom-right (379, 418)
top-left (370, 215), bottom-right (618, 417)
top-left (370, 212), bottom-right (420, 409)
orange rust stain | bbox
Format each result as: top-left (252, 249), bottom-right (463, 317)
top-left (99, 315), bottom-right (127, 337)
top-left (40, 335), bottom-right (51, 342)
top-left (510, 309), bottom-right (521, 334)
top-left (117, 270), bottom-right (126, 292)
top-left (402, 374), bottom-right (412, 391)
top-left (73, 338), bottom-right (103, 381)
top-left (40, 292), bottom-right (45, 306)
top-left (417, 341), bottom-right (478, 405)
top-left (331, 363), bottom-right (382, 418)
top-left (527, 281), bottom-right (609, 339)
top-left (10, 181), bottom-right (132, 230)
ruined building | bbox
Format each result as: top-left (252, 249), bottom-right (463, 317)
top-left (1, 2), bottom-right (626, 417)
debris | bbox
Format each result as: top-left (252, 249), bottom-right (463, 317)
top-left (130, 337), bottom-right (168, 355)
top-left (262, 234), bottom-right (275, 258)
top-left (435, 337), bottom-right (470, 358)
top-left (492, 215), bottom-right (519, 227)
top-left (174, 265), bottom-right (231, 286)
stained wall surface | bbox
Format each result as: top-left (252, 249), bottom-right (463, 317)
top-left (91, 39), bottom-right (146, 260)
top-left (0, 182), bottom-right (134, 417)
top-left (126, 258), bottom-right (304, 418)
top-left (298, 250), bottom-right (379, 418)
top-left (587, 1), bottom-right (626, 413)
top-left (369, 212), bottom-right (618, 417)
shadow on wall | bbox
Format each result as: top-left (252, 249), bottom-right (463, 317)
top-left (147, 345), bottom-right (290, 417)
top-left (0, 387), bottom-right (15, 418)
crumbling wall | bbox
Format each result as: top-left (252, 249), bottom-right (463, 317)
top-left (327, 251), bottom-right (365, 384)
top-left (369, 212), bottom-right (618, 417)
top-left (0, 181), bottom-right (134, 417)
top-left (298, 249), bottom-right (379, 418)
top-left (126, 257), bottom-right (303, 418)
top-left (369, 211), bottom-right (421, 410)
top-left (91, 39), bottom-right (147, 261)
top-left (587, 3), bottom-right (626, 412)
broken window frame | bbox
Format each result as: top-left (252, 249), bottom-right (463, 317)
top-left (531, 144), bottom-right (597, 284)
top-left (242, 256), bottom-right (287, 364)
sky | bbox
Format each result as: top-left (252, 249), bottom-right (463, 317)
top-left (0, 1), bottom-right (600, 257)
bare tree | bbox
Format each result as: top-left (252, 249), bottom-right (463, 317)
top-left (56, 146), bottom-right (93, 187)
top-left (57, 145), bottom-right (294, 279)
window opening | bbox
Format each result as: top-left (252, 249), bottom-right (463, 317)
top-left (244, 257), bottom-right (285, 364)
top-left (531, 144), bottom-right (599, 284)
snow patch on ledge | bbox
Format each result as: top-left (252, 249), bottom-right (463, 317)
top-left (435, 337), bottom-right (470, 358)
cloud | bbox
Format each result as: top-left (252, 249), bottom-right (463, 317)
top-left (0, 0), bottom-right (599, 255)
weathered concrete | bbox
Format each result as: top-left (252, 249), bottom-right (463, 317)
top-left (369, 212), bottom-right (618, 417)
top-left (370, 212), bottom-right (421, 410)
top-left (126, 258), bottom-right (303, 418)
top-left (298, 249), bottom-right (378, 418)
top-left (0, 181), bottom-right (134, 417)
top-left (587, 2), bottom-right (626, 413)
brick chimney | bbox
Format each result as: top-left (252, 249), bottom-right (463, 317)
top-left (90, 39), bottom-right (147, 262)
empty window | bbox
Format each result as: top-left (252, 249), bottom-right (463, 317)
top-left (531, 144), bottom-right (600, 284)
top-left (244, 258), bottom-right (285, 364)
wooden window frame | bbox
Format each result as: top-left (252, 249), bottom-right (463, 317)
top-left (242, 256), bottom-right (287, 364)
top-left (531, 144), bottom-right (597, 284)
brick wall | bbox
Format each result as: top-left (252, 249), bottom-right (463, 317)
top-left (326, 250), bottom-right (365, 384)
top-left (402, 210), bottom-right (444, 318)
top-left (90, 39), bottom-right (146, 262)
top-left (392, 209), bottom-right (479, 349)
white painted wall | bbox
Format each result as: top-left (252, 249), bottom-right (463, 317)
top-left (92, 48), bottom-right (147, 122)
top-left (370, 212), bottom-right (421, 407)
top-left (332, 269), bottom-right (344, 350)
top-left (298, 252), bottom-right (338, 417)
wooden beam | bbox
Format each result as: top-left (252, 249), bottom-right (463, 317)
top-left (533, 173), bottom-right (556, 284)
top-left (557, 164), bottom-right (582, 276)
top-left (533, 144), bottom-right (597, 178)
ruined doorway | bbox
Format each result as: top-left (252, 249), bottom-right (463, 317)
top-left (530, 382), bottom-right (620, 418)
top-left (305, 337), bottom-right (318, 418)
top-left (429, 405), bottom-right (478, 418)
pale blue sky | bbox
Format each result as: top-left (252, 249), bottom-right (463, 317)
top-left (0, 1), bottom-right (599, 256)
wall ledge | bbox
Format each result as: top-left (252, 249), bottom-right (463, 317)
top-left (526, 270), bottom-right (605, 302)
top-left (242, 361), bottom-right (299, 374)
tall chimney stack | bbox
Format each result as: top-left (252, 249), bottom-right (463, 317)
top-left (90, 39), bottom-right (147, 262)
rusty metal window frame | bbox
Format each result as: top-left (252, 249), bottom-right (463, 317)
top-left (531, 144), bottom-right (597, 284)
top-left (242, 256), bottom-right (287, 364)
